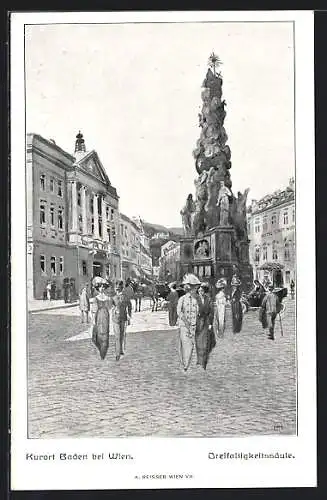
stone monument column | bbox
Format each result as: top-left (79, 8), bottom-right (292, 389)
top-left (93, 193), bottom-right (100, 239)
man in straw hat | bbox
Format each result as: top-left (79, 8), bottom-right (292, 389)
top-left (213, 277), bottom-right (227, 339)
top-left (177, 273), bottom-right (201, 371)
top-left (259, 283), bottom-right (281, 340)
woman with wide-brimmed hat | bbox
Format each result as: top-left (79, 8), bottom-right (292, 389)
top-left (177, 273), bottom-right (201, 371)
top-left (91, 280), bottom-right (111, 360)
top-left (195, 282), bottom-right (216, 370)
top-left (213, 277), bottom-right (227, 339)
top-left (230, 275), bottom-right (243, 333)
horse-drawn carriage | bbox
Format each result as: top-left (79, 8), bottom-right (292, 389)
top-left (242, 262), bottom-right (288, 313)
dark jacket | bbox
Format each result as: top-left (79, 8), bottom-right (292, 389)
top-left (109, 293), bottom-right (132, 322)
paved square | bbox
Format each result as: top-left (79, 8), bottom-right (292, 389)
top-left (28, 298), bottom-right (296, 438)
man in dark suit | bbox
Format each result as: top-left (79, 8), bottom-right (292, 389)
top-left (109, 281), bottom-right (132, 361)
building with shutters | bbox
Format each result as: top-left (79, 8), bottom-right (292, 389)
top-left (247, 178), bottom-right (296, 288)
top-left (119, 213), bottom-right (153, 281)
top-left (26, 132), bottom-right (121, 300)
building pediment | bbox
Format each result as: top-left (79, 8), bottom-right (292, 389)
top-left (74, 150), bottom-right (111, 187)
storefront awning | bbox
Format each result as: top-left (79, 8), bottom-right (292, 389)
top-left (258, 262), bottom-right (284, 271)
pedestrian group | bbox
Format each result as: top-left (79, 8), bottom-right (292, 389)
top-left (78, 271), bottom-right (282, 371)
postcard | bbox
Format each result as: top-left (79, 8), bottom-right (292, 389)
top-left (10, 10), bottom-right (316, 490)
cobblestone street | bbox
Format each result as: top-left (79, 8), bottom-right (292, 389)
top-left (28, 298), bottom-right (296, 438)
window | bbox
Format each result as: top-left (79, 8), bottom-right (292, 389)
top-left (262, 216), bottom-right (268, 232)
top-left (292, 209), bottom-right (295, 223)
top-left (50, 256), bottom-right (56, 275)
top-left (40, 202), bottom-right (46, 225)
top-left (284, 240), bottom-right (290, 260)
top-left (58, 207), bottom-right (64, 230)
top-left (255, 247), bottom-right (260, 263)
top-left (50, 206), bottom-right (55, 226)
top-left (50, 178), bottom-right (54, 192)
top-left (40, 255), bottom-right (46, 274)
top-left (91, 217), bottom-right (94, 234)
top-left (106, 206), bottom-right (110, 220)
top-left (112, 227), bottom-right (116, 245)
top-left (283, 210), bottom-right (289, 225)
top-left (254, 217), bottom-right (260, 233)
top-left (121, 224), bottom-right (123, 235)
top-left (97, 196), bottom-right (102, 214)
top-left (40, 174), bottom-right (46, 191)
top-left (59, 256), bottom-right (64, 275)
top-left (271, 213), bottom-right (277, 226)
top-left (77, 190), bottom-right (81, 206)
top-left (262, 244), bottom-right (268, 261)
top-left (57, 180), bottom-right (63, 197)
top-left (107, 226), bottom-right (111, 242)
top-left (99, 220), bottom-right (102, 238)
top-left (111, 209), bottom-right (114, 221)
top-left (114, 265), bottom-right (117, 277)
top-left (82, 260), bottom-right (87, 276)
top-left (105, 264), bottom-right (110, 278)
top-left (272, 241), bottom-right (278, 260)
top-left (79, 215), bottom-right (83, 233)
top-left (90, 198), bottom-right (94, 214)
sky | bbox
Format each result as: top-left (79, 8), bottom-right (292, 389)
top-left (25, 22), bottom-right (295, 227)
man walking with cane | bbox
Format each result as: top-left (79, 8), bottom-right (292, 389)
top-left (259, 283), bottom-right (281, 340)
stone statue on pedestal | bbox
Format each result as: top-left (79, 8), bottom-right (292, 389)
top-left (233, 188), bottom-right (250, 239)
top-left (217, 181), bottom-right (232, 226)
top-left (180, 193), bottom-right (196, 236)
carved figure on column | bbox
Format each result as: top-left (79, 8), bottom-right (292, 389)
top-left (233, 188), bottom-right (250, 240)
top-left (192, 199), bottom-right (207, 237)
top-left (217, 181), bottom-right (232, 226)
top-left (180, 194), bottom-right (196, 236)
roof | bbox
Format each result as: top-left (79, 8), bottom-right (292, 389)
top-left (249, 188), bottom-right (294, 216)
top-left (27, 133), bottom-right (76, 163)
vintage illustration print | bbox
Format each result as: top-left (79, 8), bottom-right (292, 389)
top-left (25, 21), bottom-right (296, 439)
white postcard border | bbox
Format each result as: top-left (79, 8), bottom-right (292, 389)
top-left (10, 10), bottom-right (316, 490)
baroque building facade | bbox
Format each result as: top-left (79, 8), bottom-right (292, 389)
top-left (26, 132), bottom-right (121, 300)
top-left (119, 213), bottom-right (152, 281)
top-left (247, 179), bottom-right (296, 288)
top-left (159, 240), bottom-right (181, 282)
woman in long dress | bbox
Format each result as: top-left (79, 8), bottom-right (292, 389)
top-left (195, 282), bottom-right (216, 370)
top-left (177, 274), bottom-right (201, 371)
top-left (92, 283), bottom-right (110, 360)
top-left (213, 278), bottom-right (227, 339)
top-left (230, 275), bottom-right (243, 333)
